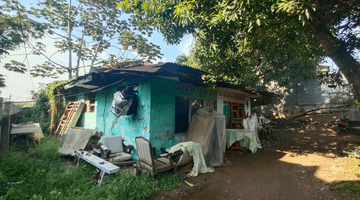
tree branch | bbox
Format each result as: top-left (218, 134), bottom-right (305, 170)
top-left (27, 41), bottom-right (68, 69)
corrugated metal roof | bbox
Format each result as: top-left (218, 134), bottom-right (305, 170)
top-left (58, 63), bottom-right (207, 91)
top-left (54, 62), bottom-right (278, 99)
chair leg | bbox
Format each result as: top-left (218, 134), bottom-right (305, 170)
top-left (98, 171), bottom-right (106, 186)
top-left (76, 157), bottom-right (80, 168)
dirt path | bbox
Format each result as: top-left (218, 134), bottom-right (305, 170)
top-left (153, 119), bottom-right (360, 200)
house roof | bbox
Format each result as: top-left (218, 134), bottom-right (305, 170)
top-left (54, 62), bottom-right (278, 99)
top-left (215, 82), bottom-right (279, 98)
top-left (57, 62), bottom-right (207, 93)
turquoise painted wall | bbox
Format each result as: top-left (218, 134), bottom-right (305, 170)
top-left (84, 113), bottom-right (96, 129)
top-left (149, 77), bottom-right (217, 155)
top-left (69, 77), bottom-right (216, 159)
top-left (95, 81), bottom-right (151, 159)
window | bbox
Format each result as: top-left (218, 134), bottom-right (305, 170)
top-left (85, 92), bottom-right (96, 113)
top-left (223, 101), bottom-right (245, 128)
top-left (230, 102), bottom-right (244, 119)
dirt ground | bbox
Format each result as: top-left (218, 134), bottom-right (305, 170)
top-left (152, 119), bottom-right (360, 200)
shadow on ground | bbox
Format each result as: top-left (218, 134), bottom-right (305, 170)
top-left (152, 119), bottom-right (360, 200)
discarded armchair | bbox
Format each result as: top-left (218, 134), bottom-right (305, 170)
top-left (135, 136), bottom-right (177, 177)
top-left (99, 135), bottom-right (134, 163)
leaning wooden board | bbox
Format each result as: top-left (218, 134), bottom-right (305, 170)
top-left (55, 101), bottom-right (85, 136)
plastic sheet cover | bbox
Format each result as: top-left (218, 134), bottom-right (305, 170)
top-left (110, 88), bottom-right (134, 117)
top-left (186, 108), bottom-right (226, 167)
top-left (243, 113), bottom-right (262, 149)
top-left (169, 141), bottom-right (214, 177)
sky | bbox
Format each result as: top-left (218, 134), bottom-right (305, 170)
top-left (0, 0), bottom-right (338, 102)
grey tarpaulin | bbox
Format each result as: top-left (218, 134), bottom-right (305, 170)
top-left (58, 129), bottom-right (103, 156)
top-left (186, 108), bottom-right (226, 167)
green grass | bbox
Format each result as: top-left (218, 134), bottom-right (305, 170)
top-left (335, 182), bottom-right (360, 197)
top-left (0, 136), bottom-right (183, 200)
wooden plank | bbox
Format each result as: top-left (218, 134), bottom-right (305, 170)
top-left (67, 102), bottom-right (85, 128)
top-left (55, 101), bottom-right (85, 136)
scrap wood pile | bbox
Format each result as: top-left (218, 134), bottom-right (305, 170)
top-left (300, 120), bottom-right (332, 132)
top-left (297, 116), bottom-right (356, 135)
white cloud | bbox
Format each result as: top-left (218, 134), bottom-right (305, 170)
top-left (177, 35), bottom-right (193, 56)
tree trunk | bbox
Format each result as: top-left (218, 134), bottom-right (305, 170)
top-left (307, 21), bottom-right (360, 102)
top-left (75, 32), bottom-right (85, 78)
top-left (68, 0), bottom-right (72, 79)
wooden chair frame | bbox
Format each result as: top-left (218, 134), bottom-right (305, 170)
top-left (135, 136), bottom-right (177, 177)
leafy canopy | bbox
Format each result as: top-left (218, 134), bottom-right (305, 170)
top-left (121, 0), bottom-right (359, 90)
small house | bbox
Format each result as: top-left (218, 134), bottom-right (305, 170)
top-left (55, 63), bottom-right (217, 158)
top-left (54, 62), bottom-right (273, 158)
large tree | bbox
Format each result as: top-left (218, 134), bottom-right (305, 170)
top-left (121, 0), bottom-right (360, 101)
top-left (2, 0), bottom-right (163, 80)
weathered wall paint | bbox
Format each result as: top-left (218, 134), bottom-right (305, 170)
top-left (149, 77), bottom-right (217, 155)
top-left (95, 81), bottom-right (151, 159)
top-left (68, 77), bottom-right (217, 159)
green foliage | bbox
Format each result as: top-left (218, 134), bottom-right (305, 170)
top-left (153, 172), bottom-right (183, 191)
top-left (118, 31), bottom-right (162, 62)
top-left (355, 100), bottom-right (360, 108)
top-left (251, 107), bottom-right (262, 115)
top-left (336, 158), bottom-right (344, 164)
top-left (335, 182), bottom-right (360, 197)
top-left (19, 80), bottom-right (70, 134)
top-left (121, 0), bottom-right (360, 92)
top-left (0, 0), bottom-right (46, 58)
top-left (175, 54), bottom-right (190, 65)
top-left (121, 0), bottom-right (325, 89)
top-left (345, 166), bottom-right (360, 177)
top-left (0, 136), bottom-right (183, 200)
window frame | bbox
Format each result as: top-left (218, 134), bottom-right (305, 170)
top-left (223, 101), bottom-right (245, 119)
